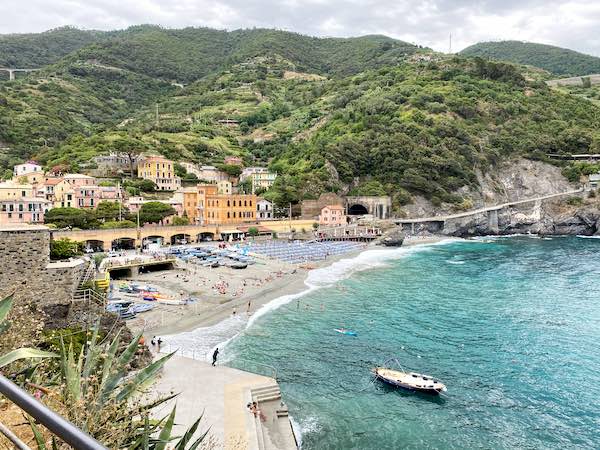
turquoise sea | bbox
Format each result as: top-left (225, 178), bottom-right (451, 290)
top-left (226, 236), bottom-right (600, 449)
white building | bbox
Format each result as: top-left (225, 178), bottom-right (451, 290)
top-left (240, 167), bottom-right (277, 192)
top-left (14, 161), bottom-right (43, 177)
top-left (257, 198), bottom-right (273, 219)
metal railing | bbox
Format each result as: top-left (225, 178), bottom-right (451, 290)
top-left (0, 375), bottom-right (107, 450)
top-left (72, 288), bottom-right (107, 307)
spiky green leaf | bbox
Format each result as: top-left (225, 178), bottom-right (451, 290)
top-left (0, 295), bottom-right (13, 324)
top-left (0, 348), bottom-right (56, 368)
top-left (115, 352), bottom-right (175, 402)
top-left (155, 406), bottom-right (177, 450)
top-left (174, 411), bottom-right (204, 450)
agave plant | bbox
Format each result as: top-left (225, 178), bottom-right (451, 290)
top-left (30, 325), bottom-right (210, 449)
top-left (0, 295), bottom-right (56, 368)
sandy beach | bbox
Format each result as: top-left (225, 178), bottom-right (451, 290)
top-left (125, 235), bottom-right (446, 341)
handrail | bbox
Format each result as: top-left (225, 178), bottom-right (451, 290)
top-left (0, 375), bottom-right (107, 450)
top-left (0, 421), bottom-right (31, 450)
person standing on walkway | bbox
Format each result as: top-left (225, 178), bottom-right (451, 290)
top-left (212, 348), bottom-right (219, 366)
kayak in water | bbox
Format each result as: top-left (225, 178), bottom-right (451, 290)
top-left (335, 328), bottom-right (358, 337)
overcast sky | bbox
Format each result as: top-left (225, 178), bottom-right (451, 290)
top-left (3, 0), bottom-right (600, 56)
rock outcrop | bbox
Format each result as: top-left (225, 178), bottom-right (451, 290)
top-left (379, 229), bottom-right (405, 246)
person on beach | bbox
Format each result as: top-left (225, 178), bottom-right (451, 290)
top-left (247, 300), bottom-right (251, 314)
top-left (212, 348), bottom-right (219, 366)
top-left (151, 336), bottom-right (156, 347)
top-left (157, 337), bottom-right (163, 351)
top-left (232, 308), bottom-right (237, 316)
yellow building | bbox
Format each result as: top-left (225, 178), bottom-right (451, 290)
top-left (14, 171), bottom-right (44, 185)
top-left (137, 155), bottom-right (181, 191)
top-left (0, 181), bottom-right (35, 200)
top-left (217, 180), bottom-right (233, 195)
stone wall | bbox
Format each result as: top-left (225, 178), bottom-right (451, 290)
top-left (0, 226), bottom-right (85, 306)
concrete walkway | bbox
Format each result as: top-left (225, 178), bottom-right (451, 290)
top-left (151, 355), bottom-right (292, 449)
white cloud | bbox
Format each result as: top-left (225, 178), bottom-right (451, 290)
top-left (1, 0), bottom-right (599, 56)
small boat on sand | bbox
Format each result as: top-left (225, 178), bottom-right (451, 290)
top-left (372, 367), bottom-right (447, 394)
top-left (335, 328), bottom-right (358, 337)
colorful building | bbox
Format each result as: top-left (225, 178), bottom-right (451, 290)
top-left (0, 181), bottom-right (36, 200)
top-left (137, 155), bottom-right (181, 191)
top-left (196, 184), bottom-right (256, 225)
top-left (0, 197), bottom-right (51, 225)
top-left (240, 167), bottom-right (277, 192)
top-left (0, 181), bottom-right (50, 224)
top-left (319, 205), bottom-right (346, 226)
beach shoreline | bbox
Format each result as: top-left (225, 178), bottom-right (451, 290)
top-left (128, 235), bottom-right (448, 350)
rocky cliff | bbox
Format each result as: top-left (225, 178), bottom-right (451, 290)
top-left (401, 158), bottom-right (600, 237)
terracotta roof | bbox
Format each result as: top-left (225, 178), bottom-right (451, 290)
top-left (44, 178), bottom-right (64, 185)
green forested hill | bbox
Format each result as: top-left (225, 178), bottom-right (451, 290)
top-left (1, 27), bottom-right (600, 211)
top-left (0, 26), bottom-right (105, 68)
top-left (64, 26), bottom-right (419, 82)
top-left (460, 41), bottom-right (600, 77)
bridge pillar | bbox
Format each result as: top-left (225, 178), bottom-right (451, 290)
top-left (487, 210), bottom-right (499, 233)
top-left (9, 70), bottom-right (15, 81)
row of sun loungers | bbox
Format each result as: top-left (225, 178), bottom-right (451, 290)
top-left (249, 241), bottom-right (364, 263)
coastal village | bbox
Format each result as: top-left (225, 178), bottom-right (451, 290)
top-left (2, 13), bottom-right (600, 450)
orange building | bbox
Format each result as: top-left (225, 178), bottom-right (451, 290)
top-left (195, 184), bottom-right (256, 225)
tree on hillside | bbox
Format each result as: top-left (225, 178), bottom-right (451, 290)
top-left (138, 202), bottom-right (176, 224)
top-left (113, 136), bottom-right (146, 177)
top-left (217, 163), bottom-right (242, 178)
top-left (44, 207), bottom-right (98, 229)
top-left (95, 201), bottom-right (128, 222)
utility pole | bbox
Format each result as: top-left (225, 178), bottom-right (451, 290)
top-left (136, 209), bottom-right (141, 253)
top-left (117, 181), bottom-right (122, 221)
top-left (449, 33), bottom-right (452, 54)
top-left (155, 103), bottom-right (159, 127)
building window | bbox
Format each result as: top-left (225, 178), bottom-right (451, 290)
top-left (18, 213), bottom-right (23, 219)
top-left (21, 191), bottom-right (26, 197)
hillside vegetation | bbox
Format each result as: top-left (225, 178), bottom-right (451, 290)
top-left (1, 27), bottom-right (600, 212)
top-left (0, 26), bottom-right (104, 69)
top-left (460, 41), bottom-right (600, 77)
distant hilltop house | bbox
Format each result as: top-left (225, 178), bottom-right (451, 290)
top-left (179, 161), bottom-right (202, 178)
top-left (240, 167), bottom-right (277, 192)
top-left (319, 204), bottom-right (346, 226)
top-left (137, 155), bottom-right (181, 191)
top-left (93, 152), bottom-right (140, 176)
top-left (197, 165), bottom-right (229, 183)
top-left (224, 156), bottom-right (244, 166)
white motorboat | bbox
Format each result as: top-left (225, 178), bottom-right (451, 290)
top-left (372, 367), bottom-right (447, 395)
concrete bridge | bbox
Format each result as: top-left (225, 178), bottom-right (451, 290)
top-left (50, 219), bottom-right (316, 251)
top-left (395, 189), bottom-right (584, 234)
top-left (0, 67), bottom-right (40, 80)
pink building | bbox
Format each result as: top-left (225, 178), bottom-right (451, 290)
top-left (0, 197), bottom-right (51, 224)
top-left (319, 205), bottom-right (346, 226)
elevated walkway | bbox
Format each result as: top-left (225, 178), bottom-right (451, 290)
top-left (151, 355), bottom-right (297, 450)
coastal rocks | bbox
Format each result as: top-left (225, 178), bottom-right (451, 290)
top-left (379, 228), bottom-right (405, 246)
top-left (442, 200), bottom-right (600, 237)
